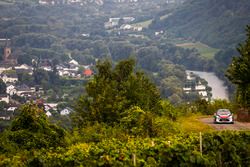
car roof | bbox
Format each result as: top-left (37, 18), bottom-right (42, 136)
top-left (217, 109), bottom-right (231, 113)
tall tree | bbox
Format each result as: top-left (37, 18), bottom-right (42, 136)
top-left (226, 25), bottom-right (250, 107)
top-left (74, 59), bottom-right (161, 126)
top-left (0, 79), bottom-right (6, 94)
top-left (2, 103), bottom-right (67, 150)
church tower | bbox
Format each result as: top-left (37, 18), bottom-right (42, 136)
top-left (3, 47), bottom-right (11, 61)
top-left (1, 39), bottom-right (17, 65)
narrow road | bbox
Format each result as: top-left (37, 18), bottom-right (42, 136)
top-left (200, 117), bottom-right (250, 131)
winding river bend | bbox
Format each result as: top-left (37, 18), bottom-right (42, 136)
top-left (187, 70), bottom-right (229, 100)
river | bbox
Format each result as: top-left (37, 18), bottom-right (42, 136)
top-left (187, 70), bottom-right (229, 100)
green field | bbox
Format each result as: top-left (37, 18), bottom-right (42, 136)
top-left (176, 42), bottom-right (220, 59)
top-left (131, 13), bottom-right (171, 28)
top-left (160, 13), bottom-right (172, 20)
top-left (131, 19), bottom-right (152, 28)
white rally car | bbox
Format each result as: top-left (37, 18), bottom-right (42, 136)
top-left (214, 109), bottom-right (234, 124)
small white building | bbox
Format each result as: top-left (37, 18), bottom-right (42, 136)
top-left (7, 107), bottom-right (17, 112)
top-left (6, 84), bottom-right (17, 96)
top-left (44, 103), bottom-right (58, 111)
top-left (183, 87), bottom-right (192, 91)
top-left (60, 107), bottom-right (74, 116)
top-left (15, 64), bottom-right (33, 75)
top-left (195, 85), bottom-right (206, 91)
top-left (0, 94), bottom-right (9, 103)
top-left (199, 91), bottom-right (208, 97)
top-left (0, 66), bottom-right (12, 74)
top-left (40, 66), bottom-right (53, 72)
top-left (14, 64), bottom-right (32, 70)
top-left (46, 111), bottom-right (52, 117)
top-left (120, 24), bottom-right (132, 30)
top-left (69, 59), bottom-right (79, 66)
top-left (133, 26), bottom-right (143, 31)
top-left (16, 84), bottom-right (36, 97)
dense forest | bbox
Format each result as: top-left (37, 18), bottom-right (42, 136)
top-left (149, 0), bottom-right (250, 49)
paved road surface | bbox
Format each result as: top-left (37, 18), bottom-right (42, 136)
top-left (200, 117), bottom-right (250, 131)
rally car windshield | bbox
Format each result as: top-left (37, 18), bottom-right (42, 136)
top-left (217, 109), bottom-right (231, 115)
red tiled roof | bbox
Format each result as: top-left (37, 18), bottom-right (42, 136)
top-left (83, 69), bottom-right (93, 76)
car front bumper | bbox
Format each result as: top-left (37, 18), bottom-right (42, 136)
top-left (214, 116), bottom-right (234, 123)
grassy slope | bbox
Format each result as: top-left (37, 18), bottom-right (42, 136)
top-left (132, 19), bottom-right (153, 28)
top-left (176, 42), bottom-right (220, 59)
top-left (177, 115), bottom-right (214, 133)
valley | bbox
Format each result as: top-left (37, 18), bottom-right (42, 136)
top-left (0, 0), bottom-right (249, 166)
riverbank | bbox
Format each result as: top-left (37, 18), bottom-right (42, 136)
top-left (187, 70), bottom-right (229, 100)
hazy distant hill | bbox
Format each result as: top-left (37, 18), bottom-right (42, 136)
top-left (150, 0), bottom-right (250, 48)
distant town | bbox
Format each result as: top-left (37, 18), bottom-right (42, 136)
top-left (0, 39), bottom-right (94, 120)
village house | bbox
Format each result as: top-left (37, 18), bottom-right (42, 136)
top-left (7, 107), bottom-right (17, 112)
top-left (14, 64), bottom-right (33, 75)
top-left (0, 94), bottom-right (9, 104)
top-left (0, 66), bottom-right (12, 74)
top-left (6, 84), bottom-right (17, 96)
top-left (83, 68), bottom-right (93, 77)
top-left (46, 111), bottom-right (52, 117)
top-left (15, 84), bottom-right (36, 97)
top-left (183, 71), bottom-right (210, 101)
top-left (60, 107), bottom-right (74, 115)
top-left (0, 73), bottom-right (18, 83)
top-left (105, 17), bottom-right (135, 29)
top-left (120, 24), bottom-right (133, 30)
top-left (56, 60), bottom-right (80, 77)
top-left (44, 103), bottom-right (58, 111)
top-left (69, 59), bottom-right (80, 70)
top-left (40, 65), bottom-right (53, 72)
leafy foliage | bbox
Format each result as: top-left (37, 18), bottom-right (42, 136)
top-left (74, 59), bottom-right (161, 126)
top-left (0, 103), bottom-right (67, 151)
top-left (0, 79), bottom-right (6, 94)
top-left (226, 25), bottom-right (250, 107)
top-left (1, 131), bottom-right (249, 166)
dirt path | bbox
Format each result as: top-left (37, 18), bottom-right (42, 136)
top-left (200, 117), bottom-right (250, 131)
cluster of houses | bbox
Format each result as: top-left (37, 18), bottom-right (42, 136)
top-left (104, 17), bottom-right (143, 32)
top-left (0, 42), bottom-right (91, 120)
top-left (183, 71), bottom-right (211, 101)
top-left (39, 59), bottom-right (93, 78)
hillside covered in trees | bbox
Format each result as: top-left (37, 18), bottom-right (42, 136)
top-left (0, 0), bottom-right (208, 104)
top-left (150, 0), bottom-right (250, 48)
